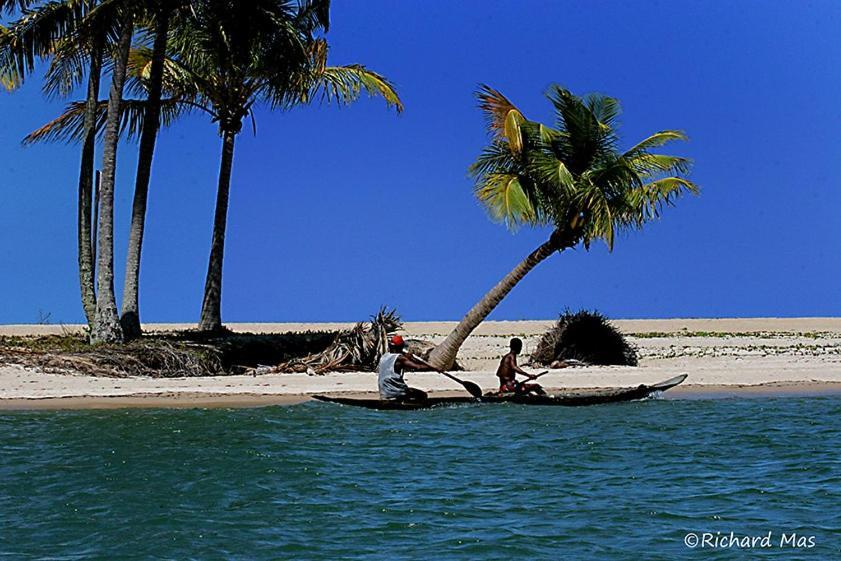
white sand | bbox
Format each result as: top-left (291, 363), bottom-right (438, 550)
top-left (2, 318), bottom-right (841, 407)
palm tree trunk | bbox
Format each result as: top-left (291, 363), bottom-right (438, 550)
top-left (92, 170), bottom-right (100, 279)
top-left (91, 17), bottom-right (133, 344)
top-left (426, 235), bottom-right (562, 370)
top-left (198, 130), bottom-right (237, 332)
top-left (120, 7), bottom-right (171, 340)
top-left (77, 39), bottom-right (103, 327)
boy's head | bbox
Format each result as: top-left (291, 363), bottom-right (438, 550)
top-left (510, 337), bottom-right (523, 355)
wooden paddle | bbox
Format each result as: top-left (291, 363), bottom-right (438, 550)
top-left (411, 354), bottom-right (483, 398)
top-left (519, 370), bottom-right (549, 382)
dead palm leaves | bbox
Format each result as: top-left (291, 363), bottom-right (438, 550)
top-left (267, 308), bottom-right (402, 374)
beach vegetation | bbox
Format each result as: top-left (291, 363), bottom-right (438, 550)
top-left (530, 309), bottom-right (638, 366)
top-left (0, 329), bottom-right (339, 377)
top-left (268, 307), bottom-right (403, 374)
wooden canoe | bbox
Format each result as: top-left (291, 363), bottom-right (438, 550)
top-left (312, 374), bottom-right (687, 410)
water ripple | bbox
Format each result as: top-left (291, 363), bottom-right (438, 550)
top-left (1, 397), bottom-right (839, 559)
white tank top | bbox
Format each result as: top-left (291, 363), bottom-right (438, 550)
top-left (377, 353), bottom-right (409, 399)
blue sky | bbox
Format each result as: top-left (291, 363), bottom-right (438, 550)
top-left (1, 0), bottom-right (840, 324)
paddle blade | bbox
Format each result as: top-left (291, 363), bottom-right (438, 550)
top-left (462, 380), bottom-right (483, 398)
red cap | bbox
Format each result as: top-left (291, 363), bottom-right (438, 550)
top-left (389, 335), bottom-right (406, 347)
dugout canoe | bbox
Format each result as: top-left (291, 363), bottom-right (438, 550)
top-left (312, 374), bottom-right (688, 410)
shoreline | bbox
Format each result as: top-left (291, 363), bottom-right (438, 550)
top-left (3, 382), bottom-right (841, 411)
top-left (3, 318), bottom-right (841, 410)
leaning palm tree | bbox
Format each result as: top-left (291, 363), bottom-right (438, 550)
top-left (426, 85), bottom-right (698, 370)
top-left (157, 0), bottom-right (402, 332)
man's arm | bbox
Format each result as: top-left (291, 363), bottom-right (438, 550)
top-left (397, 354), bottom-right (446, 373)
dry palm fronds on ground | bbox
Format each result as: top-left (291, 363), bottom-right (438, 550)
top-left (531, 309), bottom-right (638, 367)
top-left (0, 330), bottom-right (338, 378)
top-left (0, 336), bottom-right (225, 378)
top-left (266, 308), bottom-right (402, 374)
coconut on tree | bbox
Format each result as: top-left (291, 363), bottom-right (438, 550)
top-left (426, 85), bottom-right (698, 370)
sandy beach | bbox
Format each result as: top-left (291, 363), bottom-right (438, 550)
top-left (2, 317), bottom-right (841, 409)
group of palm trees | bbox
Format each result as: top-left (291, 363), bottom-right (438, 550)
top-left (3, 1), bottom-right (698, 369)
top-left (1, 0), bottom-right (402, 343)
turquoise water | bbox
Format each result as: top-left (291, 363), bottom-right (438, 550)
top-left (1, 397), bottom-right (839, 560)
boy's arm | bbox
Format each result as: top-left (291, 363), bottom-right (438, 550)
top-left (508, 355), bottom-right (531, 377)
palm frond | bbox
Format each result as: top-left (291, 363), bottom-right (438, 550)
top-left (584, 93), bottom-right (621, 128)
top-left (526, 148), bottom-right (577, 195)
top-left (0, 24), bottom-right (20, 89)
top-left (1, 0), bottom-right (38, 15)
top-left (625, 176), bottom-right (699, 222)
top-left (126, 46), bottom-right (208, 110)
top-left (23, 97), bottom-right (189, 144)
top-left (622, 130), bottom-right (687, 157)
top-left (296, 0), bottom-right (330, 33)
top-left (571, 182), bottom-right (615, 249)
top-left (476, 84), bottom-right (528, 149)
top-left (308, 63), bottom-right (403, 112)
top-left (0, 0), bottom-right (88, 88)
top-left (469, 140), bottom-right (521, 178)
top-left (475, 173), bottom-right (539, 229)
top-left (627, 152), bottom-right (692, 177)
top-left (41, 34), bottom-right (86, 98)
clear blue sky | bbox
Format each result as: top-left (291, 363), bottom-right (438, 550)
top-left (1, 0), bottom-right (840, 324)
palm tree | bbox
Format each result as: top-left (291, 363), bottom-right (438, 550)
top-left (426, 85), bottom-right (698, 370)
top-left (4, 1), bottom-right (190, 341)
top-left (90, 6), bottom-right (133, 343)
top-left (5, 1), bottom-right (191, 338)
top-left (155, 0), bottom-right (402, 332)
top-left (119, 0), bottom-right (187, 339)
top-left (1, 0), bottom-right (106, 327)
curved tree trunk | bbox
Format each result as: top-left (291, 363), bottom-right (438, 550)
top-left (120, 8), bottom-right (171, 340)
top-left (198, 130), bottom-right (237, 332)
top-left (91, 17), bottom-right (133, 344)
top-left (77, 39), bottom-right (104, 327)
top-left (426, 235), bottom-right (562, 370)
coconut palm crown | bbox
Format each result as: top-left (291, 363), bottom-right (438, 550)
top-left (471, 84), bottom-right (696, 248)
top-left (426, 84), bottom-right (697, 369)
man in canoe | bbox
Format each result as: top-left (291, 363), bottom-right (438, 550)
top-left (497, 338), bottom-right (546, 396)
top-left (377, 335), bottom-right (430, 401)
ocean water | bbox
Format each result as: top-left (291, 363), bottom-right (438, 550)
top-left (1, 397), bottom-right (839, 560)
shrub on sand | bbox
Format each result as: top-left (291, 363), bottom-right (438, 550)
top-left (532, 310), bottom-right (637, 366)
